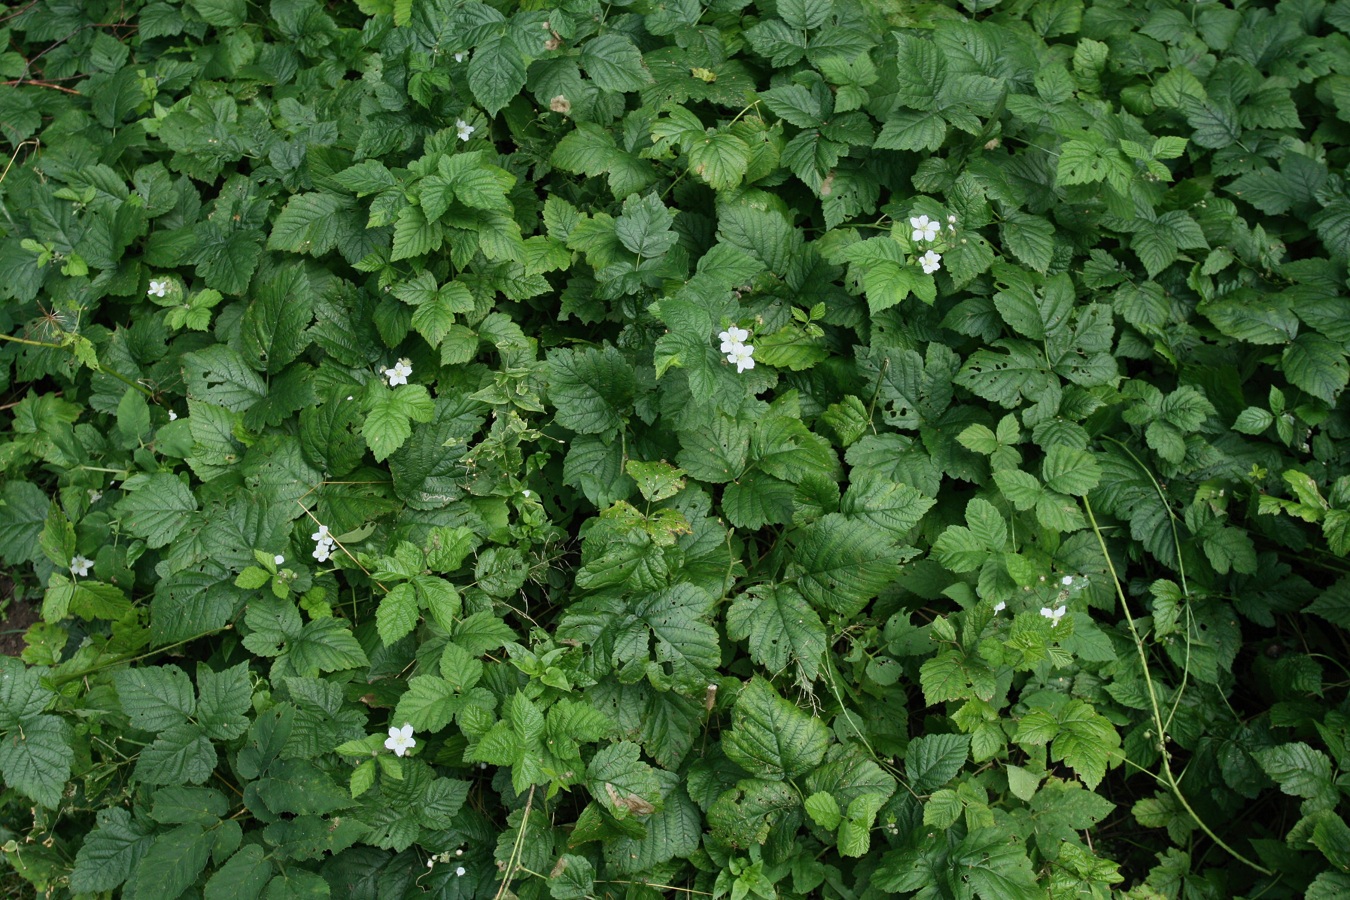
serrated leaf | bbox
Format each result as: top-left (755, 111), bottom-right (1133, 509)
top-left (580, 34), bottom-right (650, 92)
top-left (727, 585), bottom-right (826, 682)
top-left (724, 677), bottom-right (829, 779)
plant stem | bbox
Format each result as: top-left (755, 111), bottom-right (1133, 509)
top-left (0, 332), bottom-right (155, 398)
top-left (1086, 498), bottom-right (1272, 876)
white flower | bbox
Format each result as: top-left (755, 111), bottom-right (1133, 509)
top-left (1061, 575), bottom-right (1073, 586)
top-left (311, 524), bottom-right (331, 543)
top-left (147, 280), bottom-right (168, 298)
top-left (1040, 606), bottom-right (1067, 626)
top-left (88, 489), bottom-right (102, 503)
top-left (909, 215), bottom-right (939, 242)
top-left (70, 555), bottom-right (93, 577)
top-left (427, 860), bottom-right (435, 869)
top-left (454, 52), bottom-right (465, 62)
top-left (522, 490), bottom-right (531, 497)
top-left (383, 358), bottom-right (412, 387)
top-left (455, 849), bottom-right (463, 856)
top-left (455, 119), bottom-right (475, 142)
top-left (947, 214), bottom-right (957, 224)
top-left (312, 541), bottom-right (333, 563)
top-left (726, 343), bottom-right (755, 373)
top-left (167, 410), bottom-right (178, 421)
top-left (718, 326), bottom-right (750, 353)
top-left (992, 600), bottom-right (1006, 614)
top-left (274, 554), bottom-right (286, 565)
top-left (919, 250), bottom-right (942, 275)
top-left (385, 723), bottom-right (416, 757)
top-left (455, 867), bottom-right (466, 877)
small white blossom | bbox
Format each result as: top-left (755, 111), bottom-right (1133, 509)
top-left (992, 600), bottom-right (1006, 614)
top-left (147, 280), bottom-right (169, 298)
top-left (454, 52), bottom-right (465, 62)
top-left (726, 343), bottom-right (755, 373)
top-left (274, 554), bottom-right (286, 565)
top-left (455, 119), bottom-right (475, 142)
top-left (383, 358), bottom-right (413, 387)
top-left (312, 541), bottom-right (333, 563)
top-left (910, 215), bottom-right (940, 242)
top-left (1061, 575), bottom-right (1073, 586)
top-left (919, 250), bottom-right (942, 275)
top-left (70, 555), bottom-right (93, 577)
top-left (167, 410), bottom-right (178, 421)
top-left (455, 867), bottom-right (466, 877)
top-left (947, 214), bottom-right (957, 224)
top-left (456, 849), bottom-right (463, 856)
top-left (385, 723), bottom-right (416, 757)
top-left (718, 326), bottom-right (750, 353)
top-left (1040, 606), bottom-right (1066, 626)
top-left (427, 860), bottom-right (435, 869)
top-left (522, 490), bottom-right (531, 497)
top-left (311, 524), bottom-right (331, 542)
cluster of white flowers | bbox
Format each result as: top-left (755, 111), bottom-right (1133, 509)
top-left (385, 723), bottom-right (416, 757)
top-left (383, 358), bottom-right (412, 387)
top-left (70, 555), bottom-right (93, 577)
top-left (909, 214), bottom-right (957, 275)
top-left (718, 326), bottom-right (755, 373)
top-left (312, 524), bottom-right (336, 562)
top-left (425, 847), bottom-right (467, 876)
top-left (455, 118), bottom-right (475, 142)
top-left (147, 279), bottom-right (169, 298)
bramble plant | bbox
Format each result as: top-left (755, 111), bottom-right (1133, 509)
top-left (3, 0), bottom-right (1350, 897)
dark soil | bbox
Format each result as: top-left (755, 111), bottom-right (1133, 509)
top-left (0, 575), bottom-right (38, 657)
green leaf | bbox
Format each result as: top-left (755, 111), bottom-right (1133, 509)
top-left (242, 265), bottom-right (313, 373)
top-left (954, 827), bottom-right (1044, 900)
top-left (196, 662), bottom-right (251, 740)
top-left (791, 514), bottom-right (908, 617)
top-left (905, 733), bottom-right (969, 792)
top-left (547, 346), bottom-right (636, 434)
top-left (267, 192), bottom-right (351, 256)
top-left (1042, 445), bottom-right (1100, 496)
top-left (549, 854), bottom-right (596, 900)
top-left (580, 34), bottom-right (650, 92)
top-left (724, 677), bottom-right (829, 780)
top-left (203, 845), bottom-right (271, 900)
top-left (805, 791), bottom-right (842, 829)
top-left (115, 474), bottom-right (199, 549)
top-left (377, 583), bottom-right (419, 646)
top-left (688, 130), bottom-right (752, 191)
top-left (470, 31), bottom-right (528, 115)
top-left (587, 741), bottom-right (662, 819)
top-left (0, 713), bottom-right (71, 808)
top-left (727, 584), bottom-right (826, 682)
top-left (115, 665), bottom-right (195, 732)
top-left (614, 193), bottom-right (678, 259)
top-left (124, 824), bottom-right (213, 900)
top-left (363, 384), bottom-right (436, 462)
top-left (393, 675), bottom-right (462, 733)
top-left (134, 723), bottom-right (216, 785)
top-left (1256, 742), bottom-right (1335, 800)
top-left (1282, 334), bottom-right (1349, 404)
top-left (69, 808), bottom-right (154, 893)
top-left (0, 481), bottom-right (50, 566)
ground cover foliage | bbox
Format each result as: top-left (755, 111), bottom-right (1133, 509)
top-left (4, 0), bottom-right (1350, 895)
